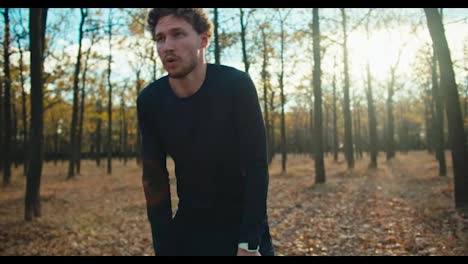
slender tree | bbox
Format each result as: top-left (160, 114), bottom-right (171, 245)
top-left (0, 60), bottom-right (3, 174)
top-left (0, 70), bottom-right (3, 174)
top-left (119, 82), bottom-right (128, 164)
top-left (425, 8), bottom-right (468, 209)
top-left (259, 21), bottom-right (272, 164)
top-left (332, 58), bottom-right (339, 162)
top-left (95, 98), bottom-right (103, 167)
top-left (3, 8), bottom-right (12, 186)
top-left (25, 7), bottom-right (48, 221)
top-left (14, 20), bottom-right (29, 176)
top-left (324, 99), bottom-right (330, 156)
top-left (68, 8), bottom-right (87, 179)
top-left (277, 9), bottom-right (291, 175)
top-left (313, 8), bottom-right (325, 184)
top-left (386, 61), bottom-right (400, 161)
top-left (214, 8), bottom-right (220, 65)
top-left (269, 90), bottom-right (276, 163)
top-left (340, 8), bottom-right (354, 169)
top-left (77, 28), bottom-right (94, 175)
top-left (239, 8), bottom-right (251, 73)
top-left (366, 61), bottom-right (378, 168)
top-left (431, 44), bottom-right (447, 176)
top-left (150, 45), bottom-right (157, 82)
top-left (363, 14), bottom-right (378, 168)
top-left (106, 10), bottom-right (113, 175)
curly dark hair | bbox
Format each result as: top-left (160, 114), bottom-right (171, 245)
top-left (147, 8), bottom-right (213, 42)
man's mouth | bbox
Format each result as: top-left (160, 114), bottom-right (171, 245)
top-left (165, 56), bottom-right (178, 64)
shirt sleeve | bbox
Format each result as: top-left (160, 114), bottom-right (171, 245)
top-left (136, 92), bottom-right (173, 255)
top-left (233, 72), bottom-right (270, 248)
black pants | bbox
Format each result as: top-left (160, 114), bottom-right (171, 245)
top-left (158, 206), bottom-right (275, 256)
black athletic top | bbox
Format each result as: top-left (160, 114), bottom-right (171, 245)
top-left (137, 63), bottom-right (270, 254)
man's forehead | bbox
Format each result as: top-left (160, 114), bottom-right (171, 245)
top-left (155, 15), bottom-right (192, 34)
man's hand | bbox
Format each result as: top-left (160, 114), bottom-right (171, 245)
top-left (237, 248), bottom-right (261, 256)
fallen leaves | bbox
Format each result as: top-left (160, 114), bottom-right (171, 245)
top-left (0, 153), bottom-right (467, 255)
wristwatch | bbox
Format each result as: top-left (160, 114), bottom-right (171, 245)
top-left (238, 242), bottom-right (260, 253)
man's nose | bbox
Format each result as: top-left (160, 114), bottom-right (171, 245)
top-left (160, 37), bottom-right (175, 52)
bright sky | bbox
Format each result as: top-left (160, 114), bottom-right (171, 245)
top-left (214, 8), bottom-right (468, 105)
top-left (6, 8), bottom-right (468, 108)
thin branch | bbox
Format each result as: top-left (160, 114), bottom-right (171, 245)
top-left (444, 17), bottom-right (468, 24)
top-left (349, 9), bottom-right (373, 34)
top-left (44, 99), bottom-right (64, 112)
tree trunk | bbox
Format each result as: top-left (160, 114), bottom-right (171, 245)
top-left (313, 8), bottom-right (325, 184)
top-left (424, 88), bottom-right (434, 154)
top-left (95, 102), bottom-right (102, 167)
top-left (240, 8), bottom-right (249, 73)
top-left (3, 8), bottom-right (12, 186)
top-left (214, 8), bottom-right (220, 65)
top-left (123, 115), bottom-right (128, 165)
top-left (77, 33), bottom-right (92, 175)
top-left (53, 117), bottom-right (59, 166)
top-left (366, 61), bottom-right (378, 168)
top-left (17, 35), bottom-right (29, 176)
top-left (399, 118), bottom-right (409, 154)
top-left (12, 88), bottom-right (18, 168)
top-left (425, 8), bottom-right (468, 209)
top-left (269, 91), bottom-right (276, 163)
top-left (309, 99), bottom-right (314, 158)
top-left (332, 69), bottom-right (338, 162)
top-left (341, 8), bottom-right (354, 169)
top-left (135, 70), bottom-right (142, 166)
top-left (150, 46), bottom-right (157, 82)
top-left (119, 86), bottom-right (127, 164)
top-left (386, 68), bottom-right (396, 161)
top-left (0, 64), bottom-right (3, 174)
top-left (324, 102), bottom-right (329, 156)
top-left (431, 45), bottom-right (447, 176)
top-left (67, 8), bottom-right (87, 179)
top-left (279, 16), bottom-right (287, 175)
top-left (107, 12), bottom-right (113, 175)
top-left (355, 102), bottom-right (363, 159)
top-left (260, 24), bottom-right (271, 165)
top-left (25, 7), bottom-right (47, 221)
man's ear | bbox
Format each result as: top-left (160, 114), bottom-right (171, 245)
top-left (200, 32), bottom-right (209, 49)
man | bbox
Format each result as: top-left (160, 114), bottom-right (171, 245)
top-left (137, 8), bottom-right (274, 256)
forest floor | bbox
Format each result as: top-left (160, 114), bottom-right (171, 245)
top-left (0, 151), bottom-right (467, 256)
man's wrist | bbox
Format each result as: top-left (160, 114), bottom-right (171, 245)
top-left (238, 242), bottom-right (260, 253)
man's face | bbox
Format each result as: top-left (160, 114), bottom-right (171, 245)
top-left (154, 15), bottom-right (208, 79)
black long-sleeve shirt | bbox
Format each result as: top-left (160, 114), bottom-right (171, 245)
top-left (137, 63), bottom-right (270, 254)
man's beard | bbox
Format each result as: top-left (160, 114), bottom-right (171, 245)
top-left (168, 57), bottom-right (197, 79)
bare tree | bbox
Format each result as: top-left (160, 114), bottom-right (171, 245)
top-left (25, 7), bottom-right (48, 221)
top-left (214, 8), bottom-right (220, 64)
top-left (340, 8), bottom-right (354, 169)
top-left (332, 57), bottom-right (339, 162)
top-left (2, 8), bottom-right (12, 186)
top-left (258, 20), bottom-right (273, 164)
top-left (364, 15), bottom-right (378, 168)
top-left (277, 8), bottom-right (292, 175)
top-left (239, 8), bottom-right (254, 73)
top-left (107, 10), bottom-right (113, 175)
top-left (313, 8), bottom-right (325, 184)
top-left (77, 28), bottom-right (95, 175)
top-left (425, 8), bottom-right (468, 209)
top-left (13, 9), bottom-right (29, 176)
top-left (68, 8), bottom-right (88, 179)
top-left (431, 44), bottom-right (447, 176)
